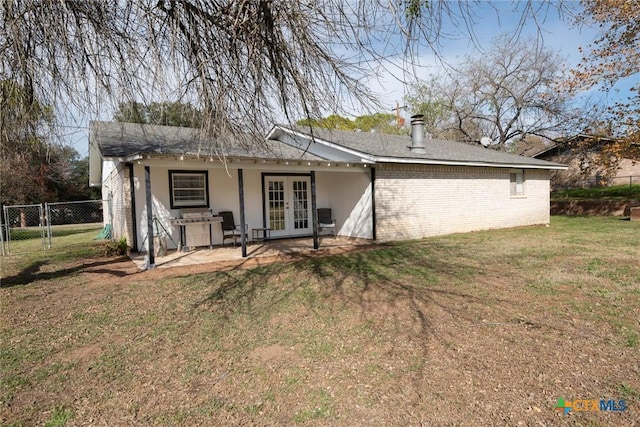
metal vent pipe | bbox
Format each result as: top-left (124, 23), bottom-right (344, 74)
top-left (410, 114), bottom-right (426, 154)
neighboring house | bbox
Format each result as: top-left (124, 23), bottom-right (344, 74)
top-left (89, 116), bottom-right (566, 258)
top-left (532, 134), bottom-right (640, 188)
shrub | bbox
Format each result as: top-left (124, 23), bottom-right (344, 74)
top-left (552, 184), bottom-right (640, 200)
top-left (103, 237), bottom-right (128, 256)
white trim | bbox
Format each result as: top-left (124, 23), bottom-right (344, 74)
top-left (264, 176), bottom-right (313, 238)
top-left (268, 126), bottom-right (377, 163)
top-left (510, 170), bottom-right (525, 196)
top-left (375, 157), bottom-right (568, 170)
top-left (126, 154), bottom-right (144, 162)
top-left (122, 156), bottom-right (371, 172)
top-left (115, 150), bottom-right (566, 171)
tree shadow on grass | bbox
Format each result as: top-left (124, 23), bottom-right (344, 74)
top-left (188, 242), bottom-right (503, 408)
top-left (192, 241), bottom-right (500, 336)
top-left (304, 244), bottom-right (495, 325)
top-left (297, 243), bottom-right (510, 407)
top-left (191, 242), bottom-right (498, 324)
top-left (191, 261), bottom-right (302, 323)
top-left (1, 257), bottom-right (131, 288)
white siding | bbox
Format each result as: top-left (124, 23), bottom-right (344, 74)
top-left (134, 165), bottom-right (266, 251)
top-left (375, 164), bottom-right (550, 242)
top-left (316, 170), bottom-right (373, 239)
top-left (132, 164), bottom-right (372, 250)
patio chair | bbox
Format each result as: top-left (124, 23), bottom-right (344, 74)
top-left (219, 211), bottom-right (247, 246)
top-left (317, 208), bottom-right (336, 237)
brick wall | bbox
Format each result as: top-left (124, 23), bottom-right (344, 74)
top-left (104, 163), bottom-right (134, 247)
top-left (375, 164), bottom-right (550, 241)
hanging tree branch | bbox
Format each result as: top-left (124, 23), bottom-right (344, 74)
top-left (0, 0), bottom-right (575, 151)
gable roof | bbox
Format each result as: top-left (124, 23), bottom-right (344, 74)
top-left (268, 125), bottom-right (567, 170)
top-left (90, 121), bottom-right (567, 170)
top-left (90, 121), bottom-right (325, 162)
top-left (533, 134), bottom-right (627, 159)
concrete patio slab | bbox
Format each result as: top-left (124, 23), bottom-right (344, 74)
top-left (130, 237), bottom-right (374, 270)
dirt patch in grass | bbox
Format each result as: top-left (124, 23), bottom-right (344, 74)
top-left (2, 217), bottom-right (639, 426)
top-left (248, 344), bottom-right (289, 363)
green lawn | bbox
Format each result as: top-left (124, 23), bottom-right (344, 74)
top-left (1, 223), bottom-right (105, 269)
top-left (1, 216), bottom-right (639, 426)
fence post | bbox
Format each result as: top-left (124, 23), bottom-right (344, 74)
top-left (45, 202), bottom-right (52, 249)
top-left (39, 204), bottom-right (46, 250)
top-left (0, 205), bottom-right (5, 256)
top-left (3, 205), bottom-right (11, 254)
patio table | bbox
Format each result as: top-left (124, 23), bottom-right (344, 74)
top-left (252, 227), bottom-right (271, 243)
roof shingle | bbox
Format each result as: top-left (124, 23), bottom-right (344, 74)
top-left (282, 125), bottom-right (566, 168)
top-left (91, 121), bottom-right (325, 161)
top-left (91, 121), bottom-right (566, 169)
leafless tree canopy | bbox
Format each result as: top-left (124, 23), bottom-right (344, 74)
top-left (406, 35), bottom-right (580, 149)
top-left (0, 0), bottom-right (573, 147)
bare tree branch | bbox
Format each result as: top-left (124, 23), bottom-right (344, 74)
top-left (405, 34), bottom-right (579, 149)
top-left (1, 0), bottom-right (575, 153)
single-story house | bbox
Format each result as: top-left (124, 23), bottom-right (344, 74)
top-left (532, 134), bottom-right (640, 188)
top-left (89, 116), bottom-right (566, 264)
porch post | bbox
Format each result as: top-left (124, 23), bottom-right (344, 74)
top-left (238, 168), bottom-right (247, 258)
top-left (311, 170), bottom-right (318, 249)
top-left (144, 165), bottom-right (155, 269)
top-left (371, 167), bottom-right (376, 241)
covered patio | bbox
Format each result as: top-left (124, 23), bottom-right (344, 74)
top-left (130, 236), bottom-right (375, 270)
top-left (91, 121), bottom-right (375, 271)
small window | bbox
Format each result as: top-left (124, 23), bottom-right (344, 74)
top-left (169, 170), bottom-right (209, 208)
top-left (510, 171), bottom-right (525, 196)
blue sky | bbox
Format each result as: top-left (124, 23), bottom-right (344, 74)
top-left (66, 1), bottom-right (622, 156)
top-left (364, 1), bottom-right (606, 115)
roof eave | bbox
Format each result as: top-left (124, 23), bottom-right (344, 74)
top-left (122, 151), bottom-right (328, 164)
top-left (125, 153), bottom-right (144, 162)
top-left (374, 156), bottom-right (568, 170)
top-left (272, 125), bottom-right (567, 170)
top-left (270, 125), bottom-right (377, 163)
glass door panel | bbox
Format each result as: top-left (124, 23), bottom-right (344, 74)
top-left (265, 176), bottom-right (311, 237)
top-left (292, 180), bottom-right (309, 230)
top-left (267, 180), bottom-right (286, 231)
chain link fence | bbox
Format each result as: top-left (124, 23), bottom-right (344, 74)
top-left (553, 175), bottom-right (639, 192)
top-left (1, 204), bottom-right (46, 255)
top-left (45, 200), bottom-right (108, 249)
top-left (1, 200), bottom-right (109, 255)
top-left (610, 175), bottom-right (639, 187)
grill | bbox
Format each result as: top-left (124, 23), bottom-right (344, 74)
top-left (171, 209), bottom-right (221, 225)
top-left (170, 208), bottom-right (222, 250)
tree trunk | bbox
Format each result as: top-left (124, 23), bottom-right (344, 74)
top-left (20, 209), bottom-right (27, 228)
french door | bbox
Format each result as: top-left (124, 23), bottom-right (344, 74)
top-left (265, 176), bottom-right (312, 238)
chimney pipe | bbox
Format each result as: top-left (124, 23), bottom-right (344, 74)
top-left (410, 114), bottom-right (426, 154)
